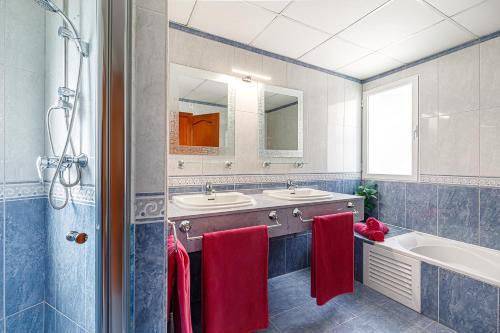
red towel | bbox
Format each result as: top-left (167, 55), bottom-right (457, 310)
top-left (202, 225), bottom-right (269, 333)
top-left (366, 217), bottom-right (390, 234)
top-left (311, 212), bottom-right (354, 305)
top-left (168, 236), bottom-right (193, 333)
top-left (354, 223), bottom-right (385, 242)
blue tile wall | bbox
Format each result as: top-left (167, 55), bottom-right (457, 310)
top-left (373, 180), bottom-right (500, 252)
top-left (439, 268), bottom-right (498, 333)
top-left (420, 263), bottom-right (438, 321)
top-left (479, 187), bottom-right (500, 250)
top-left (438, 186), bottom-right (479, 244)
top-left (134, 222), bottom-right (166, 333)
top-left (285, 233), bottom-right (308, 273)
top-left (5, 302), bottom-right (44, 333)
top-left (406, 183), bottom-right (438, 235)
top-left (269, 236), bottom-right (286, 278)
top-left (378, 181), bottom-right (406, 228)
top-left (46, 201), bottom-right (96, 332)
top-left (4, 199), bottom-right (46, 316)
top-left (354, 237), bottom-right (363, 283)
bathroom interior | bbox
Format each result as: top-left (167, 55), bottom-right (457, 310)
top-left (1, 0), bottom-right (500, 332)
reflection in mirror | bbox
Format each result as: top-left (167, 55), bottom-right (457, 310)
top-left (170, 64), bottom-right (235, 155)
top-left (259, 84), bottom-right (303, 158)
top-left (265, 92), bottom-right (299, 150)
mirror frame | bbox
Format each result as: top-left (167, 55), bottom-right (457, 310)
top-left (169, 63), bottom-right (236, 155)
top-left (258, 83), bottom-right (304, 158)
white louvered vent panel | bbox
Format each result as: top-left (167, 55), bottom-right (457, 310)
top-left (363, 243), bottom-right (421, 312)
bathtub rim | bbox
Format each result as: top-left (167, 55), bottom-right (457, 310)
top-left (375, 231), bottom-right (500, 288)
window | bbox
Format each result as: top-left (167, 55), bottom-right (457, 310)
top-left (363, 76), bottom-right (418, 181)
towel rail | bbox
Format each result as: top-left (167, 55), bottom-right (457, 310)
top-left (292, 202), bottom-right (359, 223)
top-left (167, 220), bottom-right (179, 252)
top-left (176, 210), bottom-right (281, 241)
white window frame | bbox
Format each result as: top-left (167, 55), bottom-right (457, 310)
top-left (362, 76), bottom-right (419, 181)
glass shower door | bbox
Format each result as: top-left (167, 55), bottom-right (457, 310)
top-left (0, 0), bottom-right (100, 331)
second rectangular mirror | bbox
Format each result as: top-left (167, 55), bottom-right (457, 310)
top-left (259, 84), bottom-right (304, 158)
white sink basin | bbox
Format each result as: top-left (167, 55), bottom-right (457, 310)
top-left (263, 188), bottom-right (334, 201)
top-left (172, 192), bottom-right (255, 211)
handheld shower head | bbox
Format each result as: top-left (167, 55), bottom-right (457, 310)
top-left (33, 0), bottom-right (88, 57)
top-left (33, 0), bottom-right (59, 13)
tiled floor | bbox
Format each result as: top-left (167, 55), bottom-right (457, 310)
top-left (260, 269), bottom-right (455, 333)
top-left (190, 268), bottom-right (456, 333)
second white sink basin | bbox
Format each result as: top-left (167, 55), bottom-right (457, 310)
top-left (263, 188), bottom-right (334, 201)
top-left (172, 192), bottom-right (255, 211)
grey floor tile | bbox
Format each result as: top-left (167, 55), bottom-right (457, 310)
top-left (420, 322), bottom-right (457, 333)
top-left (270, 302), bottom-right (332, 333)
top-left (378, 298), bottom-right (434, 329)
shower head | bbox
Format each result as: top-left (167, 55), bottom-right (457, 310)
top-left (33, 0), bottom-right (88, 57)
top-left (33, 0), bottom-right (60, 13)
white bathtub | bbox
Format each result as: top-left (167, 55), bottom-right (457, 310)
top-left (378, 231), bottom-right (500, 288)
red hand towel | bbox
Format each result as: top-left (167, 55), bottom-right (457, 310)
top-left (354, 223), bottom-right (385, 242)
top-left (311, 212), bottom-right (354, 305)
top-left (202, 225), bottom-right (269, 333)
top-left (366, 217), bottom-right (390, 234)
top-left (168, 236), bottom-right (193, 333)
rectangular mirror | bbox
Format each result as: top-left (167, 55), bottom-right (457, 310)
top-left (259, 84), bottom-right (304, 158)
top-left (170, 64), bottom-right (235, 155)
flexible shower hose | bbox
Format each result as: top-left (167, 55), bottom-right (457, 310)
top-left (48, 54), bottom-right (83, 210)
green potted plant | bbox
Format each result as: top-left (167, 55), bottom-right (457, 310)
top-left (354, 181), bottom-right (378, 221)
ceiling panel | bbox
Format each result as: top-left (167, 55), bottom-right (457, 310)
top-left (337, 52), bottom-right (403, 79)
top-left (189, 1), bottom-right (277, 44)
top-left (452, 0), bottom-right (500, 36)
top-left (251, 16), bottom-right (331, 59)
top-left (169, 0), bottom-right (196, 25)
top-left (380, 20), bottom-right (476, 63)
top-left (338, 0), bottom-right (444, 50)
top-left (247, 1), bottom-right (291, 13)
top-left (283, 0), bottom-right (389, 35)
top-left (300, 37), bottom-right (372, 70)
top-left (423, 0), bottom-right (486, 16)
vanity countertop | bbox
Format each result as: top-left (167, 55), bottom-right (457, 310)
top-left (168, 192), bottom-right (363, 220)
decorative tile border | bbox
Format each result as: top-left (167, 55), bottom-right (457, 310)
top-left (168, 172), bottom-right (361, 187)
top-left (420, 175), bottom-right (500, 188)
top-left (135, 193), bottom-right (165, 222)
top-left (1, 182), bottom-right (46, 200)
top-left (0, 181), bottom-right (96, 204)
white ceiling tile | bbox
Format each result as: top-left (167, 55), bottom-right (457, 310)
top-left (452, 0), bottom-right (500, 36)
top-left (189, 1), bottom-right (277, 44)
top-left (338, 0), bottom-right (444, 50)
top-left (423, 0), bottom-right (486, 16)
top-left (251, 16), bottom-right (331, 59)
top-left (337, 53), bottom-right (403, 80)
top-left (169, 0), bottom-right (196, 25)
top-left (283, 0), bottom-right (389, 35)
top-left (300, 37), bottom-right (372, 70)
top-left (247, 1), bottom-right (291, 13)
top-left (380, 20), bottom-right (476, 63)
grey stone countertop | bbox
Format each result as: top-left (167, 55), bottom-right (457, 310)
top-left (167, 191), bottom-right (364, 220)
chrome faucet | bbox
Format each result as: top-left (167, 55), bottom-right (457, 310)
top-left (287, 179), bottom-right (297, 193)
top-left (205, 182), bottom-right (216, 196)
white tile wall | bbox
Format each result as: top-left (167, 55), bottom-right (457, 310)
top-left (168, 29), bottom-right (363, 177)
top-left (133, 4), bottom-right (167, 193)
top-left (364, 36), bottom-right (500, 178)
top-left (2, 0), bottom-right (45, 183)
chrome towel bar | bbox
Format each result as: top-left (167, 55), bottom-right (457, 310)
top-left (177, 210), bottom-right (281, 241)
top-left (292, 202), bottom-right (359, 224)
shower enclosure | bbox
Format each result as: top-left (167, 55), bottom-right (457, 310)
top-left (0, 0), bottom-right (129, 331)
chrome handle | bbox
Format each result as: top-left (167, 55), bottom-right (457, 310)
top-left (66, 231), bottom-right (88, 244)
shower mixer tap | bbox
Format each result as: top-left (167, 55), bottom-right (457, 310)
top-left (36, 154), bottom-right (88, 184)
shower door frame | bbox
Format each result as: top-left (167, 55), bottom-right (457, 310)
top-left (100, 0), bottom-right (132, 331)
